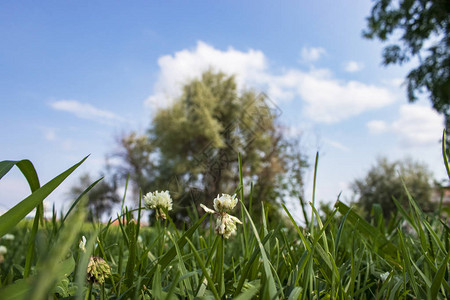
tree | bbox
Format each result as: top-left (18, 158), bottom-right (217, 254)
top-left (69, 173), bottom-right (121, 221)
top-left (351, 157), bottom-right (435, 219)
top-left (364, 0), bottom-right (450, 130)
top-left (114, 70), bottom-right (308, 222)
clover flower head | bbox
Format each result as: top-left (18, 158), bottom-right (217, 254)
top-left (213, 193), bottom-right (238, 213)
top-left (380, 271), bottom-right (390, 282)
top-left (218, 213), bottom-right (242, 238)
top-left (87, 256), bottom-right (111, 285)
top-left (200, 193), bottom-right (242, 239)
top-left (3, 234), bottom-right (14, 241)
top-left (0, 245), bottom-right (6, 264)
top-left (79, 236), bottom-right (87, 253)
top-left (144, 190), bottom-right (173, 220)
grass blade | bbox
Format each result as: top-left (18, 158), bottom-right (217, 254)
top-left (0, 156), bottom-right (88, 238)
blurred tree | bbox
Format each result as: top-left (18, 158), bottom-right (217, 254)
top-left (69, 173), bottom-right (121, 221)
top-left (114, 70), bottom-right (308, 223)
top-left (364, 0), bottom-right (450, 134)
top-left (351, 157), bottom-right (435, 219)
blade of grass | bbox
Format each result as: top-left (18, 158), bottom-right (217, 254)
top-left (1, 159), bottom-right (42, 278)
top-left (310, 152), bottom-right (319, 236)
top-left (185, 237), bottom-right (220, 300)
top-left (430, 250), bottom-right (450, 299)
top-left (0, 156), bottom-right (88, 238)
top-left (335, 200), bottom-right (397, 257)
top-left (240, 199), bottom-right (279, 299)
top-left (397, 229), bottom-right (420, 297)
top-left (75, 229), bottom-right (99, 300)
top-left (145, 214), bottom-right (208, 282)
top-left (442, 130), bottom-right (450, 179)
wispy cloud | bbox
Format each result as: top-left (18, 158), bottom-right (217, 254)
top-left (324, 138), bottom-right (351, 152)
top-left (368, 104), bottom-right (444, 147)
top-left (343, 61), bottom-right (364, 72)
top-left (50, 100), bottom-right (125, 124)
top-left (145, 41), bottom-right (396, 123)
top-left (299, 46), bottom-right (326, 64)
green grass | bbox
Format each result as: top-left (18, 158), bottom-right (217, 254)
top-left (0, 141), bottom-right (449, 299)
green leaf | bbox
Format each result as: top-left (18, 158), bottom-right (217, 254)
top-left (185, 238), bottom-right (220, 300)
top-left (234, 283), bottom-right (260, 300)
top-left (240, 199), bottom-right (279, 299)
top-left (0, 156), bottom-right (88, 238)
top-left (75, 228), bottom-right (99, 300)
top-left (335, 200), bottom-right (397, 257)
top-left (0, 160), bottom-right (40, 192)
top-left (442, 130), bottom-right (450, 180)
top-left (430, 250), bottom-right (450, 299)
top-left (146, 214), bottom-right (207, 281)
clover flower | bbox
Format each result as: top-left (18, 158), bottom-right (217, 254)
top-left (79, 236), bottom-right (86, 253)
top-left (87, 256), bottom-right (111, 285)
top-left (213, 193), bottom-right (238, 213)
top-left (201, 193), bottom-right (242, 239)
top-left (144, 190), bottom-right (173, 220)
top-left (0, 246), bottom-right (7, 264)
top-left (380, 271), bottom-right (390, 282)
top-left (3, 234), bottom-right (14, 240)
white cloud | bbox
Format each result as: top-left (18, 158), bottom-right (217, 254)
top-left (145, 41), bottom-right (267, 109)
top-left (367, 120), bottom-right (388, 133)
top-left (393, 105), bottom-right (444, 147)
top-left (324, 139), bottom-right (350, 152)
top-left (368, 104), bottom-right (444, 147)
top-left (50, 100), bottom-right (124, 124)
top-left (145, 41), bottom-right (397, 123)
top-left (299, 46), bottom-right (326, 63)
top-left (294, 73), bottom-right (395, 123)
top-left (344, 61), bottom-right (364, 72)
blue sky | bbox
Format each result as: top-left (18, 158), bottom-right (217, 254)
top-left (0, 1), bottom-right (446, 217)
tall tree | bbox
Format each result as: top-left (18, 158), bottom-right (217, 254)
top-left (115, 71), bottom-right (308, 222)
top-left (351, 157), bottom-right (435, 219)
top-left (364, 0), bottom-right (450, 130)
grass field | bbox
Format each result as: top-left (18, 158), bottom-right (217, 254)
top-left (0, 146), bottom-right (449, 299)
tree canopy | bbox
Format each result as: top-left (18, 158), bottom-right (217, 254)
top-left (351, 157), bottom-right (435, 219)
top-left (115, 70), bottom-right (307, 222)
top-left (364, 0), bottom-right (450, 128)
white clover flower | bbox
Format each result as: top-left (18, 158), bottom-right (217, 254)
top-left (200, 193), bottom-right (242, 239)
top-left (380, 271), bottom-right (390, 282)
top-left (213, 194), bottom-right (238, 213)
top-left (144, 190), bottom-right (173, 220)
top-left (3, 234), bottom-right (14, 241)
top-left (79, 236), bottom-right (87, 253)
top-left (0, 245), bottom-right (6, 264)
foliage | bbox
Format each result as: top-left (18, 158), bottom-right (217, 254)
top-left (0, 150), bottom-right (449, 299)
top-left (351, 156), bottom-right (435, 219)
top-left (364, 0), bottom-right (450, 135)
top-left (114, 70), bottom-right (308, 222)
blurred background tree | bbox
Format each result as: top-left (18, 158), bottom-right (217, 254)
top-left (351, 157), bottom-right (435, 219)
top-left (113, 70), bottom-right (308, 223)
top-left (69, 172), bottom-right (121, 221)
top-left (364, 0), bottom-right (450, 141)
